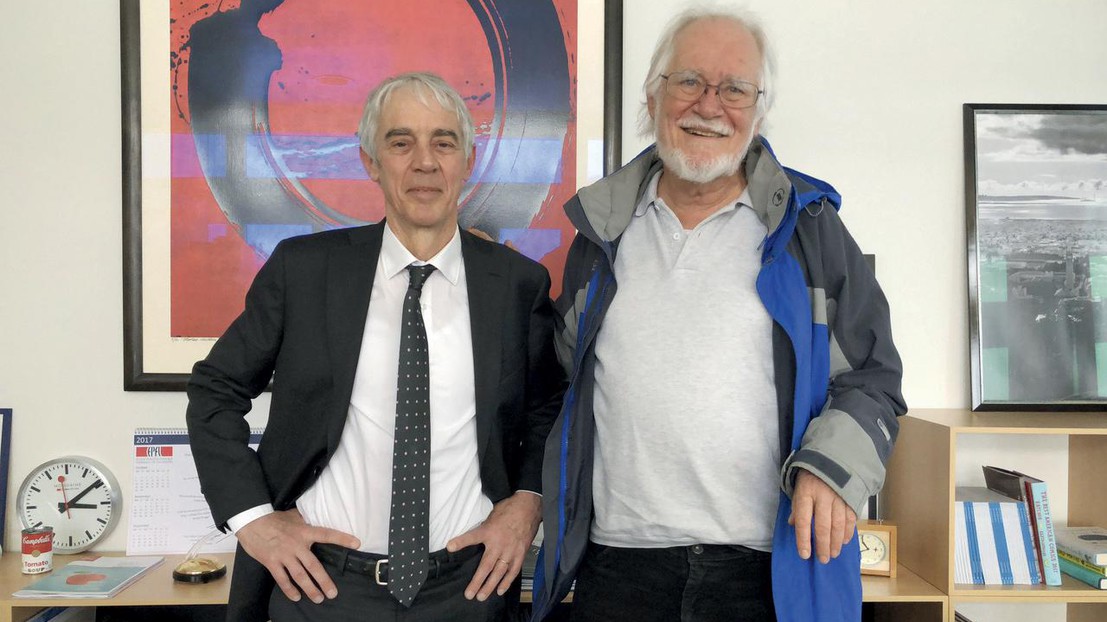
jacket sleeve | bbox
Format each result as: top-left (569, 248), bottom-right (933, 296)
top-left (551, 232), bottom-right (597, 375)
top-left (782, 206), bottom-right (907, 514)
top-left (185, 242), bottom-right (287, 530)
top-left (514, 265), bottom-right (568, 494)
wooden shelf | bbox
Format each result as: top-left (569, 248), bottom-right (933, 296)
top-left (862, 564), bottom-right (946, 602)
top-left (905, 408), bottom-right (1107, 435)
top-left (951, 571), bottom-right (1107, 600)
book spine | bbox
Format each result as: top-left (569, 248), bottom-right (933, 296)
top-left (962, 501), bottom-right (986, 584)
top-left (1013, 501), bottom-right (1041, 584)
top-left (989, 503), bottom-right (1015, 585)
top-left (1058, 556), bottom-right (1107, 589)
top-left (1026, 481), bottom-right (1062, 586)
top-left (954, 502), bottom-right (975, 584)
top-left (1019, 480), bottom-right (1044, 583)
top-left (1058, 550), bottom-right (1107, 577)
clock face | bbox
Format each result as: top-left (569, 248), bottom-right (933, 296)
top-left (18, 457), bottom-right (122, 554)
top-left (859, 532), bottom-right (888, 566)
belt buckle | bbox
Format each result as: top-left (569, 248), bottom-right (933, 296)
top-left (374, 559), bottom-right (389, 586)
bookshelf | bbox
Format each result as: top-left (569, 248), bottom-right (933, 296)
top-left (883, 408), bottom-right (1107, 622)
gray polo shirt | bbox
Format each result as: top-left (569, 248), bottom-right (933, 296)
top-left (590, 171), bottom-right (780, 551)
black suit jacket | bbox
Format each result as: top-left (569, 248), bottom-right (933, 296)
top-left (185, 222), bottom-right (565, 622)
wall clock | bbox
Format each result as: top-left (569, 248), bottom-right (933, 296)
top-left (858, 519), bottom-right (897, 578)
top-left (17, 456), bottom-right (122, 554)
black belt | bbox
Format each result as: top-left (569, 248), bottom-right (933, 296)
top-left (311, 542), bottom-right (482, 586)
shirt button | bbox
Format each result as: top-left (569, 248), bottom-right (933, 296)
top-left (672, 232), bottom-right (681, 240)
top-left (692, 544), bottom-right (704, 554)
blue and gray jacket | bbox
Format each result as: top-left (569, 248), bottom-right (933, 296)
top-left (530, 138), bottom-right (907, 622)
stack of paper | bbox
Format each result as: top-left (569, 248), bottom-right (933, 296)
top-left (954, 487), bottom-right (1039, 585)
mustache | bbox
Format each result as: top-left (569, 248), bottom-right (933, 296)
top-left (677, 115), bottom-right (733, 136)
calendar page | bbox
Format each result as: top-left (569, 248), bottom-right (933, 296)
top-left (127, 428), bottom-right (262, 555)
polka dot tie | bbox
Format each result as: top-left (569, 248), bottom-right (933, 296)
top-left (388, 263), bottom-right (436, 607)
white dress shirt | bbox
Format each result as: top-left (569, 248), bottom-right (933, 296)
top-left (228, 225), bottom-right (492, 553)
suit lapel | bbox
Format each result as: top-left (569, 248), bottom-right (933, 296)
top-left (325, 222), bottom-right (385, 451)
top-left (461, 232), bottom-right (505, 466)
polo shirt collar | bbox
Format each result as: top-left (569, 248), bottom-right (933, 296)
top-left (635, 170), bottom-right (755, 223)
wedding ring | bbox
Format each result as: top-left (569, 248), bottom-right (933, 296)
top-left (496, 558), bottom-right (509, 565)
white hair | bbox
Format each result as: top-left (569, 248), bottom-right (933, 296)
top-left (357, 72), bottom-right (475, 160)
top-left (637, 4), bottom-right (776, 137)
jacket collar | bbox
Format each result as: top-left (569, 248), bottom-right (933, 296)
top-left (568, 136), bottom-right (841, 250)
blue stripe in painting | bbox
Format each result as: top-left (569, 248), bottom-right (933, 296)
top-left (175, 134), bottom-right (564, 183)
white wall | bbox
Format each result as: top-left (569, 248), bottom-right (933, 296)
top-left (0, 0), bottom-right (1103, 606)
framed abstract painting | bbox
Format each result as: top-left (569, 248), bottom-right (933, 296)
top-left (964, 103), bottom-right (1107, 410)
top-left (122, 0), bottom-right (623, 390)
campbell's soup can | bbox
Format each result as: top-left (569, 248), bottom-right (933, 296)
top-left (21, 527), bottom-right (53, 574)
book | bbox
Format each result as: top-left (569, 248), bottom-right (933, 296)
top-left (1022, 477), bottom-right (1062, 586)
top-left (12, 556), bottom-right (164, 599)
top-left (1054, 525), bottom-right (1107, 566)
top-left (1058, 550), bottom-right (1107, 576)
top-left (1058, 555), bottom-right (1107, 589)
top-left (980, 465), bottom-right (1061, 585)
top-left (981, 465), bottom-right (1027, 501)
top-left (954, 487), bottom-right (1039, 585)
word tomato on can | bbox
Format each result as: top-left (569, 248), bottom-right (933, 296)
top-left (22, 527), bottom-right (53, 574)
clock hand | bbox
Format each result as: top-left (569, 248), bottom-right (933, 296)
top-left (66, 480), bottom-right (104, 504)
top-left (58, 475), bottom-right (72, 519)
top-left (65, 479), bottom-right (103, 507)
top-left (57, 502), bottom-right (98, 511)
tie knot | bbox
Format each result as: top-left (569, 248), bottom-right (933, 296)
top-left (406, 264), bottom-right (436, 292)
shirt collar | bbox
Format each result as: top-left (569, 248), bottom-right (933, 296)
top-left (380, 224), bottom-right (463, 285)
top-left (634, 170), bottom-right (755, 221)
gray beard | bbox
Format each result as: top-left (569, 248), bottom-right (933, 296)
top-left (656, 142), bottom-right (744, 184)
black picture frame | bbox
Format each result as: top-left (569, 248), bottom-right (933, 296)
top-left (964, 103), bottom-right (1107, 411)
top-left (121, 0), bottom-right (624, 391)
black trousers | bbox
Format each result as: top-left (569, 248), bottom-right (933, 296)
top-left (570, 541), bottom-right (776, 622)
top-left (268, 544), bottom-right (517, 622)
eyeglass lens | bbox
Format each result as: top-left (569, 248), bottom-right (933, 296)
top-left (665, 72), bottom-right (759, 108)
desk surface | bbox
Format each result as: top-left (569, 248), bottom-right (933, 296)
top-left (0, 552), bottom-right (233, 620)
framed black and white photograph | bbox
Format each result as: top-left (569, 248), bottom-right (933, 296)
top-left (965, 104), bottom-right (1107, 411)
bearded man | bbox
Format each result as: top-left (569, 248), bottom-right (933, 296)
top-left (529, 7), bottom-right (906, 622)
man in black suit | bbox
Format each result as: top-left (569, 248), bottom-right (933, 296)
top-left (186, 72), bottom-right (564, 622)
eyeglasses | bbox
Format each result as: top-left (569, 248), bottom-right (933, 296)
top-left (660, 71), bottom-right (763, 109)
